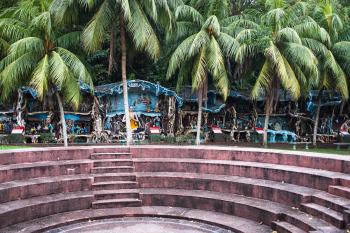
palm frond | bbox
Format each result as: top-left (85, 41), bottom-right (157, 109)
top-left (56, 47), bottom-right (93, 87)
top-left (206, 37), bottom-right (229, 99)
top-left (0, 52), bottom-right (39, 100)
top-left (127, 0), bottom-right (161, 61)
top-left (188, 30), bottom-right (210, 57)
top-left (82, 0), bottom-right (113, 52)
top-left (30, 54), bottom-right (50, 99)
top-left (217, 32), bottom-right (239, 58)
top-left (8, 37), bottom-right (44, 58)
top-left (265, 43), bottom-right (300, 100)
top-left (175, 5), bottom-right (204, 26)
top-left (56, 31), bottom-right (82, 50)
top-left (166, 34), bottom-right (196, 79)
top-left (251, 60), bottom-right (273, 100)
top-left (191, 48), bottom-right (207, 90)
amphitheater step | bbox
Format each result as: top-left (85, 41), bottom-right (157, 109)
top-left (312, 192), bottom-right (350, 213)
top-left (272, 221), bottom-right (306, 233)
top-left (0, 191), bottom-right (93, 228)
top-left (329, 186), bottom-right (350, 199)
top-left (93, 189), bottom-right (140, 200)
top-left (93, 159), bottom-right (133, 167)
top-left (92, 198), bottom-right (141, 209)
top-left (140, 188), bottom-right (342, 232)
top-left (301, 203), bottom-right (345, 228)
top-left (0, 160), bottom-right (93, 183)
top-left (0, 174), bottom-right (92, 203)
top-left (133, 158), bottom-right (349, 191)
top-left (92, 181), bottom-right (138, 190)
top-left (93, 173), bottom-right (136, 182)
top-left (91, 153), bottom-right (132, 160)
top-left (0, 207), bottom-right (272, 233)
top-left (92, 166), bottom-right (134, 173)
top-left (136, 172), bottom-right (350, 213)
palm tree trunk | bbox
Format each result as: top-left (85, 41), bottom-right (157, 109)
top-left (108, 26), bottom-right (115, 75)
top-left (56, 92), bottom-right (68, 147)
top-left (263, 95), bottom-right (273, 147)
top-left (339, 101), bottom-right (345, 115)
top-left (120, 16), bottom-right (133, 145)
top-left (313, 93), bottom-right (322, 147)
top-left (196, 85), bottom-right (203, 145)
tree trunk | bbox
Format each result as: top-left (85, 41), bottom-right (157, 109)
top-left (196, 85), bottom-right (204, 145)
top-left (120, 16), bottom-right (133, 145)
top-left (16, 89), bottom-right (25, 127)
top-left (56, 92), bottom-right (68, 147)
top-left (226, 58), bottom-right (233, 82)
top-left (339, 101), bottom-right (345, 115)
top-left (263, 95), bottom-right (273, 147)
top-left (313, 94), bottom-right (322, 147)
top-left (108, 26), bottom-right (116, 75)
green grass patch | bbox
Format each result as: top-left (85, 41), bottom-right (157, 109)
top-left (276, 147), bottom-right (350, 155)
top-left (302, 148), bottom-right (350, 155)
top-left (0, 145), bottom-right (30, 150)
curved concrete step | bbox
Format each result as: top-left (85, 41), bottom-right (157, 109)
top-left (139, 188), bottom-right (344, 232)
top-left (93, 173), bottom-right (136, 182)
top-left (91, 152), bottom-right (132, 160)
top-left (92, 198), bottom-right (141, 209)
top-left (130, 146), bottom-right (350, 174)
top-left (301, 203), bottom-right (345, 228)
top-left (93, 159), bottom-right (133, 167)
top-left (0, 207), bottom-right (272, 233)
top-left (93, 189), bottom-right (140, 200)
top-left (0, 191), bottom-right (93, 228)
top-left (133, 158), bottom-right (350, 191)
top-left (136, 172), bottom-right (350, 213)
top-left (92, 181), bottom-right (137, 190)
top-left (92, 166), bottom-right (134, 174)
top-left (0, 160), bottom-right (93, 183)
top-left (272, 221), bottom-right (306, 233)
top-left (0, 174), bottom-right (92, 203)
top-left (329, 186), bottom-right (350, 199)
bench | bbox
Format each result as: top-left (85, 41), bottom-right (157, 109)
top-left (290, 142), bottom-right (311, 150)
top-left (334, 143), bottom-right (350, 150)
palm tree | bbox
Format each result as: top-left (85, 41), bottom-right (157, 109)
top-left (235, 0), bottom-right (319, 146)
top-left (0, 0), bottom-right (93, 147)
top-left (305, 0), bottom-right (350, 146)
top-left (52, 0), bottom-right (174, 145)
top-left (167, 0), bottom-right (236, 145)
top-left (0, 0), bottom-right (33, 59)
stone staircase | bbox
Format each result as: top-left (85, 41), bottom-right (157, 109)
top-left (91, 152), bottom-right (141, 209)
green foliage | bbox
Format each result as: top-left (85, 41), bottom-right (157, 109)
top-left (0, 0), bottom-right (93, 110)
top-left (167, 0), bottom-right (235, 99)
top-left (5, 134), bottom-right (25, 144)
top-left (0, 0), bottom-right (349, 113)
top-left (39, 133), bottom-right (56, 143)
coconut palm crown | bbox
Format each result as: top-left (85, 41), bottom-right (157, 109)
top-left (0, 0), bottom-right (93, 147)
top-left (303, 0), bottom-right (350, 145)
top-left (166, 0), bottom-right (239, 144)
top-left (232, 0), bottom-right (320, 145)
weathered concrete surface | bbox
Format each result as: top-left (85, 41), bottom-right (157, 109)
top-left (44, 217), bottom-right (233, 233)
top-left (0, 145), bottom-right (349, 232)
top-left (0, 207), bottom-right (272, 233)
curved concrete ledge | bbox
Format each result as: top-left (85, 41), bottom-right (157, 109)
top-left (0, 207), bottom-right (272, 233)
top-left (0, 146), bottom-right (348, 232)
top-left (136, 172), bottom-right (349, 212)
top-left (1, 145), bottom-right (349, 173)
top-left (0, 174), bottom-right (92, 203)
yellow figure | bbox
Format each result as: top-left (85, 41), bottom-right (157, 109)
top-left (130, 113), bottom-right (139, 130)
top-left (124, 108), bottom-right (139, 130)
